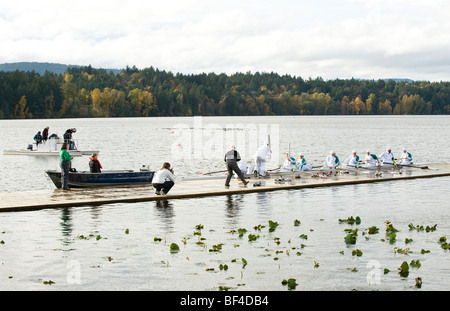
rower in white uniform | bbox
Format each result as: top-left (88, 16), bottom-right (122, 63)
top-left (342, 149), bottom-right (360, 168)
top-left (398, 147), bottom-right (413, 165)
top-left (254, 140), bottom-right (272, 176)
top-left (280, 153), bottom-right (297, 172)
top-left (362, 149), bottom-right (379, 167)
top-left (297, 152), bottom-right (312, 171)
top-left (379, 146), bottom-right (396, 166)
top-left (322, 150), bottom-right (340, 169)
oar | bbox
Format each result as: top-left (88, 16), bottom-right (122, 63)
top-left (198, 169), bottom-right (228, 175)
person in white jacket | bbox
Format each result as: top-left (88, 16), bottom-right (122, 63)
top-left (379, 147), bottom-right (395, 165)
top-left (152, 162), bottom-right (176, 195)
top-left (398, 148), bottom-right (413, 165)
top-left (362, 150), bottom-right (379, 167)
top-left (254, 140), bottom-right (272, 176)
top-left (297, 152), bottom-right (312, 171)
top-left (342, 150), bottom-right (360, 168)
top-left (322, 150), bottom-right (340, 169)
top-left (280, 153), bottom-right (297, 172)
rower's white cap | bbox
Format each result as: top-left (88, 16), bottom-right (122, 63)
top-left (330, 150), bottom-right (336, 154)
top-left (366, 149), bottom-right (371, 153)
top-left (403, 147), bottom-right (407, 151)
top-left (299, 152), bottom-right (304, 156)
top-left (387, 146), bottom-right (391, 151)
top-left (352, 149), bottom-right (357, 153)
top-left (231, 145), bottom-right (236, 150)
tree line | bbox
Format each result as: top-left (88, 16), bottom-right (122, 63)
top-left (1, 65), bottom-right (449, 119)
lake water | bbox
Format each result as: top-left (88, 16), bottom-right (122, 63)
top-left (0, 115), bottom-right (449, 291)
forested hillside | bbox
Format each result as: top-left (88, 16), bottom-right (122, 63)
top-left (1, 65), bottom-right (449, 119)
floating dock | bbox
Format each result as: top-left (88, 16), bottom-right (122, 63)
top-left (1, 163), bottom-right (449, 212)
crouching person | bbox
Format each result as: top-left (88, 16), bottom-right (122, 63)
top-left (152, 162), bottom-right (175, 195)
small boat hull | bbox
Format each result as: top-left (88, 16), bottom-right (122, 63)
top-left (46, 170), bottom-right (155, 188)
top-left (3, 149), bottom-right (97, 156)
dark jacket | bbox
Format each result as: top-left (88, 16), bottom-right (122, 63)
top-left (89, 158), bottom-right (102, 173)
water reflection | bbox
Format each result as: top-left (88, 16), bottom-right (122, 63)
top-left (59, 208), bottom-right (73, 247)
top-left (224, 194), bottom-right (243, 226)
top-left (154, 199), bottom-right (175, 233)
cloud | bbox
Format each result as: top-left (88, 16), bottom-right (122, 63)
top-left (1, 0), bottom-right (450, 81)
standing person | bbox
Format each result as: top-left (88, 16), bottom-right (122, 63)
top-left (152, 162), bottom-right (176, 195)
top-left (398, 148), bottom-right (413, 165)
top-left (42, 126), bottom-right (49, 143)
top-left (322, 150), bottom-right (340, 169)
top-left (342, 149), bottom-right (360, 168)
top-left (379, 146), bottom-right (396, 166)
top-left (89, 153), bottom-right (102, 173)
top-left (59, 142), bottom-right (72, 190)
top-left (224, 146), bottom-right (249, 188)
top-left (297, 152), bottom-right (312, 171)
top-left (254, 140), bottom-right (272, 177)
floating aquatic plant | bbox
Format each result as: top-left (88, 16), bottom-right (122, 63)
top-left (248, 234), bottom-right (259, 241)
top-left (268, 220), bottom-right (279, 232)
top-left (299, 234), bottom-right (308, 240)
top-left (344, 228), bottom-right (358, 244)
top-left (253, 224), bottom-right (265, 231)
top-left (281, 278), bottom-right (298, 290)
top-left (385, 221), bottom-right (399, 234)
top-left (367, 226), bottom-right (379, 234)
top-left (352, 249), bottom-right (363, 257)
top-left (294, 219), bottom-right (301, 226)
top-left (405, 238), bottom-right (413, 244)
top-left (398, 261), bottom-right (409, 277)
top-left (170, 243), bottom-right (180, 253)
top-left (43, 280), bottom-right (55, 285)
top-left (124, 228), bottom-right (129, 234)
top-left (410, 260), bottom-right (421, 268)
top-left (241, 258), bottom-right (248, 268)
top-left (339, 216), bottom-right (361, 225)
top-left (237, 228), bottom-right (247, 237)
top-left (415, 277), bottom-right (423, 288)
top-left (209, 244), bottom-right (223, 252)
top-left (154, 237), bottom-right (162, 242)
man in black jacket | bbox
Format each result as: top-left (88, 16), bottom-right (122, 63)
top-left (224, 146), bottom-right (248, 188)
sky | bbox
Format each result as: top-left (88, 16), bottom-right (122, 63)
top-left (1, 0), bottom-right (450, 81)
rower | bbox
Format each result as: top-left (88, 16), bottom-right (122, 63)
top-left (322, 150), bottom-right (340, 169)
top-left (342, 149), bottom-right (360, 168)
top-left (280, 153), bottom-right (297, 172)
top-left (379, 146), bottom-right (396, 166)
top-left (297, 152), bottom-right (312, 171)
top-left (362, 149), bottom-right (379, 167)
top-left (398, 147), bottom-right (413, 165)
top-left (254, 140), bottom-right (272, 177)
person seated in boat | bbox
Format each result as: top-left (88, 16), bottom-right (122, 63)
top-left (398, 147), bottom-right (413, 165)
top-left (89, 153), bottom-right (102, 173)
top-left (152, 162), bottom-right (176, 195)
top-left (280, 153), bottom-right (297, 172)
top-left (362, 150), bottom-right (379, 167)
top-left (34, 131), bottom-right (43, 146)
top-left (342, 150), bottom-right (360, 168)
top-left (379, 146), bottom-right (396, 166)
top-left (322, 150), bottom-right (340, 169)
top-left (297, 152), bottom-right (312, 171)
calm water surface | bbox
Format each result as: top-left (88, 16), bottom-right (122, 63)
top-left (0, 116), bottom-right (449, 290)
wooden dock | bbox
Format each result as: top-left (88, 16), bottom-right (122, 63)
top-left (1, 163), bottom-right (449, 212)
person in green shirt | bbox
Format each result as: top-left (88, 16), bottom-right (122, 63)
top-left (60, 142), bottom-right (72, 190)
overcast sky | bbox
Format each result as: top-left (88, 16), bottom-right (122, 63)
top-left (1, 0), bottom-right (450, 81)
